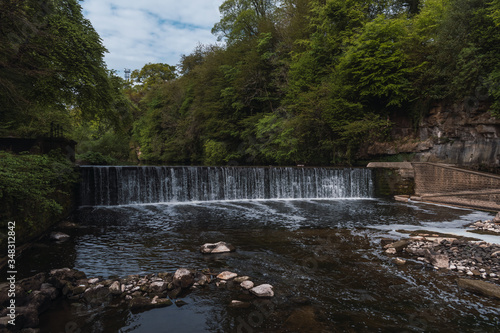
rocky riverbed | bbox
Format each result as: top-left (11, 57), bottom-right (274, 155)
top-left (0, 242), bottom-right (274, 333)
top-left (382, 215), bottom-right (500, 300)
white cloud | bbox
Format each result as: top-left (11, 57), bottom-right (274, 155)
top-left (80, 0), bottom-right (223, 75)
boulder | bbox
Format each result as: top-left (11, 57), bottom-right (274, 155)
top-left (384, 240), bottom-right (409, 252)
top-left (50, 232), bottom-right (70, 241)
top-left (129, 297), bottom-right (172, 312)
top-left (19, 273), bottom-right (47, 293)
top-left (82, 285), bottom-right (111, 305)
top-left (193, 272), bottom-right (210, 286)
top-left (71, 285), bottom-right (87, 296)
top-left (88, 278), bottom-right (100, 284)
top-left (149, 281), bottom-right (168, 294)
top-left (425, 250), bottom-right (449, 269)
top-left (234, 276), bottom-right (250, 283)
top-left (457, 278), bottom-right (500, 299)
top-left (250, 284), bottom-right (274, 298)
top-left (109, 281), bottom-right (122, 295)
top-left (200, 241), bottom-right (236, 254)
top-left (217, 271), bottom-right (238, 280)
top-left (173, 268), bottom-right (194, 289)
top-left (168, 287), bottom-right (182, 299)
top-left (40, 283), bottom-right (59, 300)
top-left (158, 272), bottom-right (174, 282)
top-left (49, 268), bottom-right (86, 288)
top-left (240, 280), bottom-right (254, 290)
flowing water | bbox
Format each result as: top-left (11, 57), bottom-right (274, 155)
top-left (16, 167), bottom-right (500, 332)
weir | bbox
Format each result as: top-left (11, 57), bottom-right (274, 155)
top-left (79, 166), bottom-right (374, 206)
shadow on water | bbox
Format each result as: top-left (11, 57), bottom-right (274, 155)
top-left (18, 198), bottom-right (500, 332)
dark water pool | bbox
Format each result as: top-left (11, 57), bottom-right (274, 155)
top-left (17, 199), bottom-right (500, 332)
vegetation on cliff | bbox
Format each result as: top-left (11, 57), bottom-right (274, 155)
top-left (127, 0), bottom-right (500, 165)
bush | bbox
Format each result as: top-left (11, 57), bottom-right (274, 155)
top-left (0, 151), bottom-right (78, 243)
top-left (76, 151), bottom-right (116, 165)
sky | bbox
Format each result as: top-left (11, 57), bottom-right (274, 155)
top-left (80, 0), bottom-right (223, 77)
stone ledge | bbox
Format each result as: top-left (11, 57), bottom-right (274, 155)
top-left (367, 162), bottom-right (414, 169)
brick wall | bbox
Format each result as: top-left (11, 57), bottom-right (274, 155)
top-left (413, 163), bottom-right (500, 211)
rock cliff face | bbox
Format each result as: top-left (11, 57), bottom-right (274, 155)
top-left (366, 102), bottom-right (500, 169)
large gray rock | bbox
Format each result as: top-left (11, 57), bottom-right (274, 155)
top-left (109, 281), bottom-right (122, 295)
top-left (200, 241), bottom-right (236, 254)
top-left (82, 285), bottom-right (111, 305)
top-left (173, 268), bottom-right (194, 289)
top-left (250, 284), bottom-right (274, 298)
top-left (149, 281), bottom-right (168, 294)
top-left (240, 280), bottom-right (254, 290)
top-left (217, 271), bottom-right (237, 280)
top-left (425, 250), bottom-right (449, 269)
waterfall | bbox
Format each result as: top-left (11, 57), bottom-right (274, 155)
top-left (79, 166), bottom-right (374, 206)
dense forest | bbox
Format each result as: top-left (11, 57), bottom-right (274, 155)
top-left (2, 0), bottom-right (500, 166)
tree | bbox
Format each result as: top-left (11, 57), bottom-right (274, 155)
top-left (337, 16), bottom-right (417, 109)
top-left (212, 0), bottom-right (279, 44)
top-left (131, 62), bottom-right (177, 89)
top-left (0, 0), bottom-right (112, 135)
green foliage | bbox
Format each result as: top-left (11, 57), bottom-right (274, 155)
top-left (338, 16), bottom-right (417, 108)
top-left (131, 63), bottom-right (177, 90)
top-left (0, 0), bottom-right (112, 133)
top-left (76, 151), bottom-right (116, 165)
top-left (0, 151), bottom-right (78, 227)
top-left (203, 140), bottom-right (229, 165)
top-left (212, 0), bottom-right (279, 43)
top-left (126, 0), bottom-right (500, 166)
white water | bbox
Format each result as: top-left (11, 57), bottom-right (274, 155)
top-left (79, 166), bottom-right (374, 206)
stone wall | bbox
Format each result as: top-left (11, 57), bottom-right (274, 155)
top-left (368, 162), bottom-right (415, 197)
top-left (412, 163), bottom-right (500, 211)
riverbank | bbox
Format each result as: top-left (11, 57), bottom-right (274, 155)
top-left (382, 216), bottom-right (500, 297)
top-left (0, 265), bottom-right (274, 332)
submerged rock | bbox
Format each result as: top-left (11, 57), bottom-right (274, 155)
top-left (457, 278), bottom-right (500, 299)
top-left (425, 250), bottom-right (449, 269)
top-left (240, 280), bottom-right (254, 290)
top-left (217, 271), bottom-right (238, 280)
top-left (129, 296), bottom-right (172, 311)
top-left (250, 284), bottom-right (274, 298)
top-left (200, 241), bottom-right (236, 254)
top-left (230, 300), bottom-right (251, 308)
top-left (234, 276), bottom-right (250, 283)
top-left (50, 232), bottom-right (70, 241)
